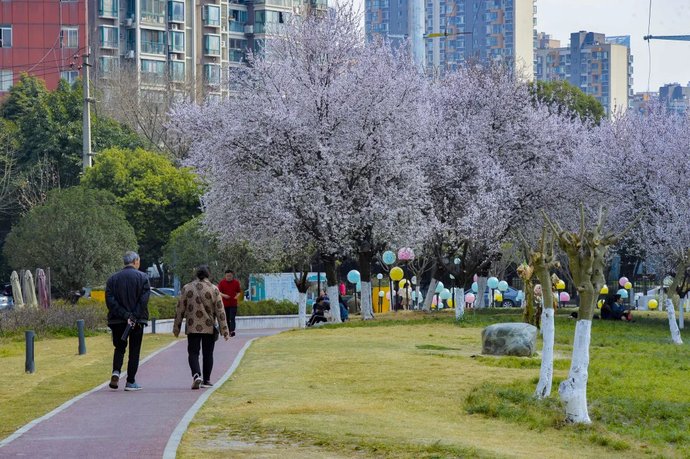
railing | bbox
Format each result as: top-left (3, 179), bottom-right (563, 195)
top-left (141, 40), bottom-right (166, 54)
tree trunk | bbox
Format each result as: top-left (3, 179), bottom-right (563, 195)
top-left (558, 319), bottom-right (592, 423)
top-left (297, 292), bottom-right (307, 328)
top-left (323, 257), bottom-right (342, 323)
top-left (475, 276), bottom-right (488, 308)
top-left (534, 263), bottom-right (555, 399)
top-left (358, 250), bottom-right (375, 319)
top-left (665, 299), bottom-right (684, 345)
top-left (454, 288), bottom-right (464, 320)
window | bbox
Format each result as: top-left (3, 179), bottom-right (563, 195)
top-left (141, 59), bottom-right (165, 82)
top-left (61, 27), bottom-right (78, 48)
top-left (141, 29), bottom-right (166, 54)
top-left (0, 69), bottom-right (12, 91)
top-left (60, 70), bottom-right (79, 85)
top-left (229, 9), bottom-right (247, 32)
top-left (0, 26), bottom-right (10, 48)
top-left (99, 0), bottom-right (119, 17)
top-left (141, 0), bottom-right (165, 24)
top-left (169, 60), bottom-right (184, 82)
top-left (100, 26), bottom-right (119, 49)
top-left (168, 1), bottom-right (184, 22)
top-left (99, 56), bottom-right (119, 74)
top-left (169, 31), bottom-right (184, 52)
top-left (204, 64), bottom-right (220, 85)
top-left (203, 34), bottom-right (221, 56)
top-left (203, 5), bottom-right (221, 27)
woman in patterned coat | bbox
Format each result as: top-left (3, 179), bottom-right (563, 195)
top-left (173, 265), bottom-right (230, 389)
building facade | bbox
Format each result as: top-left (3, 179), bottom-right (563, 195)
top-left (536, 31), bottom-right (633, 116)
top-left (0, 0), bottom-right (87, 94)
top-left (658, 82), bottom-right (690, 114)
top-left (365, 0), bottom-right (536, 78)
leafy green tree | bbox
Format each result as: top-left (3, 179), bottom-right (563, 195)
top-left (0, 74), bottom-right (145, 186)
top-left (81, 148), bottom-right (201, 269)
top-left (529, 80), bottom-right (605, 124)
top-left (3, 187), bottom-right (137, 297)
top-left (163, 216), bottom-right (277, 284)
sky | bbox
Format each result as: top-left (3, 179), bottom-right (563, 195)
top-left (535, 0), bottom-right (690, 93)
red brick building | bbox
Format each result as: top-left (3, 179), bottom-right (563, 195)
top-left (0, 0), bottom-right (87, 94)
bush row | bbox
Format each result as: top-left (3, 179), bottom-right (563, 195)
top-left (146, 297), bottom-right (299, 318)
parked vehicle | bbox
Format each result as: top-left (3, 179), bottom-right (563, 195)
top-left (153, 287), bottom-right (177, 297)
top-left (479, 286), bottom-right (523, 307)
top-left (0, 295), bottom-right (13, 310)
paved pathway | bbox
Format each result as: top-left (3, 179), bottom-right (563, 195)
top-left (0, 329), bottom-right (283, 458)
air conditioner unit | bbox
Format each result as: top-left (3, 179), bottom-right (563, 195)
top-left (125, 17), bottom-right (134, 27)
top-left (125, 50), bottom-right (135, 59)
top-left (244, 25), bottom-right (253, 34)
top-left (221, 40), bottom-right (226, 48)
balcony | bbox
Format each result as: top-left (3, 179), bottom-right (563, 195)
top-left (98, 0), bottom-right (119, 18)
top-left (141, 40), bottom-right (166, 54)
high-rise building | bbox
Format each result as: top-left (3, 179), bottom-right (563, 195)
top-left (536, 31), bottom-right (633, 116)
top-left (658, 82), bottom-right (690, 114)
top-left (0, 0), bottom-right (88, 95)
top-left (365, 0), bottom-right (536, 77)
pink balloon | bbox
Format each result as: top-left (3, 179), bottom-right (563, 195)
top-left (473, 274), bottom-right (478, 282)
top-left (619, 277), bottom-right (629, 287)
top-left (431, 296), bottom-right (438, 305)
top-left (559, 292), bottom-right (570, 302)
top-left (464, 293), bottom-right (476, 303)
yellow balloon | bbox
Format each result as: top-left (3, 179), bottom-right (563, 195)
top-left (624, 281), bottom-right (632, 289)
top-left (597, 299), bottom-right (604, 309)
top-left (648, 299), bottom-right (658, 310)
top-left (390, 267), bottom-right (404, 281)
top-left (600, 285), bottom-right (609, 294)
top-left (556, 280), bottom-right (566, 290)
top-left (495, 292), bottom-right (503, 302)
top-left (447, 298), bottom-right (454, 307)
top-left (399, 279), bottom-right (407, 289)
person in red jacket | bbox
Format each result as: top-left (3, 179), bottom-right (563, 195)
top-left (217, 269), bottom-right (241, 337)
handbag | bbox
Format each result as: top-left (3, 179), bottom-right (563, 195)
top-left (213, 324), bottom-right (220, 342)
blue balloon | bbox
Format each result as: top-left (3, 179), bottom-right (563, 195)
top-left (347, 270), bottom-right (360, 284)
top-left (471, 282), bottom-right (478, 293)
top-left (617, 288), bottom-right (629, 299)
top-left (355, 282), bottom-right (362, 292)
top-left (435, 281), bottom-right (445, 293)
top-left (497, 280), bottom-right (509, 292)
top-left (516, 290), bottom-right (524, 301)
top-left (382, 251), bottom-right (396, 265)
top-left (487, 277), bottom-right (499, 289)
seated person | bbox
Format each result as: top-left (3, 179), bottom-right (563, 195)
top-left (601, 294), bottom-right (632, 321)
top-left (307, 297), bottom-right (330, 327)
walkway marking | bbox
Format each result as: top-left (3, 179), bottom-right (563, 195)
top-left (163, 338), bottom-right (256, 459)
top-left (0, 339), bottom-right (180, 449)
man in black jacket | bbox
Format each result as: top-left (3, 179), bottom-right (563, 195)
top-left (106, 251), bottom-right (151, 391)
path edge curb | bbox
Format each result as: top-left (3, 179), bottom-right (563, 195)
top-left (162, 338), bottom-right (256, 459)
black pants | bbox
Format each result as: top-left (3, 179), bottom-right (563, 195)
top-left (225, 306), bottom-right (237, 333)
top-left (109, 323), bottom-right (144, 384)
top-left (187, 333), bottom-right (216, 382)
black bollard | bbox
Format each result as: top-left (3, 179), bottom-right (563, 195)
top-left (25, 330), bottom-right (35, 373)
top-left (151, 318), bottom-right (156, 334)
top-left (77, 319), bottom-right (86, 355)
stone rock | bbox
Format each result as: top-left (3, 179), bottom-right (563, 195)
top-left (481, 323), bottom-right (537, 357)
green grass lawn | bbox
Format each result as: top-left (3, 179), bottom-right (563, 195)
top-left (0, 332), bottom-right (175, 440)
top-left (178, 309), bottom-right (689, 458)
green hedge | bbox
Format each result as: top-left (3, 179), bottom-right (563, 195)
top-left (238, 299), bottom-right (298, 316)
top-left (0, 299), bottom-right (107, 339)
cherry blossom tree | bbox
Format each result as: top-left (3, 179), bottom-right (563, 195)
top-left (173, 6), bottom-right (430, 321)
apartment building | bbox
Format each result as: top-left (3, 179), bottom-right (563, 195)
top-left (365, 0), bottom-right (535, 78)
top-left (536, 31), bottom-right (633, 116)
top-left (0, 0), bottom-right (87, 94)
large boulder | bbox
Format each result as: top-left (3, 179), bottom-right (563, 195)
top-left (481, 323), bottom-right (537, 357)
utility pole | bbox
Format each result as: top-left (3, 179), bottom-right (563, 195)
top-left (82, 48), bottom-right (93, 171)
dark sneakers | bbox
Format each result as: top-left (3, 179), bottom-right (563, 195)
top-left (191, 374), bottom-right (202, 390)
top-left (200, 381), bottom-right (214, 388)
top-left (230, 331), bottom-right (236, 337)
top-left (109, 371), bottom-right (120, 390)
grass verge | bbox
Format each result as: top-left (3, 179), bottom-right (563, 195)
top-left (178, 309), bottom-right (687, 458)
top-left (0, 332), bottom-right (175, 440)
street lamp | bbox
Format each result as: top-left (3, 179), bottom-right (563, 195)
top-left (376, 273), bottom-right (383, 313)
top-left (451, 257), bottom-right (461, 311)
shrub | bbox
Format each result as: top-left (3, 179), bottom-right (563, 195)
top-left (0, 300), bottom-right (107, 339)
top-left (238, 299), bottom-right (298, 316)
top-left (148, 296), bottom-right (178, 319)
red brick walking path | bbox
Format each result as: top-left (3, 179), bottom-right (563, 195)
top-left (0, 329), bottom-right (283, 458)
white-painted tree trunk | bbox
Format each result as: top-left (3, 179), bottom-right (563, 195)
top-left (327, 285), bottom-right (341, 323)
top-left (475, 277), bottom-right (488, 308)
top-left (665, 299), bottom-right (683, 345)
top-left (535, 307), bottom-right (555, 399)
top-left (558, 320), bottom-right (592, 424)
top-left (297, 292), bottom-right (307, 328)
top-left (360, 281), bottom-right (374, 320)
top-left (455, 288), bottom-right (465, 320)
top-left (423, 278), bottom-right (438, 311)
